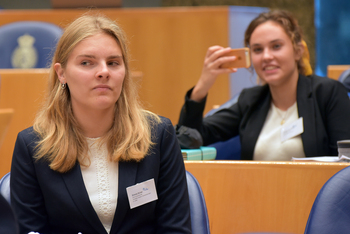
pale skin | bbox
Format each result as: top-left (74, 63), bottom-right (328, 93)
top-left (54, 33), bottom-right (126, 138)
top-left (190, 46), bottom-right (237, 102)
top-left (191, 20), bottom-right (304, 111)
top-left (250, 21), bottom-right (303, 111)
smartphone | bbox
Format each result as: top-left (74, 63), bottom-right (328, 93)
top-left (220, 47), bottom-right (251, 69)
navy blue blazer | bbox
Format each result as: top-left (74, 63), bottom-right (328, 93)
top-left (11, 117), bottom-right (191, 234)
top-left (0, 193), bottom-right (18, 234)
top-left (179, 74), bottom-right (350, 160)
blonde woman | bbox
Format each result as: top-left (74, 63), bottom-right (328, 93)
top-left (11, 14), bottom-right (191, 234)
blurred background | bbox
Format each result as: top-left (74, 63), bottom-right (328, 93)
top-left (2, 0), bottom-right (350, 77)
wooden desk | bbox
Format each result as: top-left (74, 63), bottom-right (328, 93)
top-left (0, 7), bottom-right (230, 124)
top-left (185, 161), bottom-right (350, 234)
top-left (0, 109), bottom-right (14, 148)
top-left (0, 69), bottom-right (48, 177)
top-left (327, 65), bottom-right (350, 80)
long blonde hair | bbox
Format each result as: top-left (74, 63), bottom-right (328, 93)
top-left (33, 14), bottom-right (160, 173)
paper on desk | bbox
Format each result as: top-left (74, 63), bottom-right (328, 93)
top-left (338, 155), bottom-right (350, 162)
top-left (292, 155), bottom-right (350, 162)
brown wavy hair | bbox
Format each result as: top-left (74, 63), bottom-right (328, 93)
top-left (244, 10), bottom-right (306, 76)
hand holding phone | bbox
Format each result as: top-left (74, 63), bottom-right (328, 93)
top-left (220, 47), bottom-right (251, 69)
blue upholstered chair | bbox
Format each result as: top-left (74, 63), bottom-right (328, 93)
top-left (0, 172), bottom-right (10, 204)
top-left (186, 171), bottom-right (210, 234)
top-left (338, 68), bottom-right (350, 97)
top-left (0, 21), bottom-right (63, 69)
top-left (208, 136), bottom-right (241, 160)
top-left (304, 165), bottom-right (350, 234)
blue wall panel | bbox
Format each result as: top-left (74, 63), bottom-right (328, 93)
top-left (228, 6), bottom-right (268, 97)
top-left (315, 0), bottom-right (350, 76)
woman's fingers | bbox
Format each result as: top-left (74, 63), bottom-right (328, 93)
top-left (205, 47), bottom-right (238, 71)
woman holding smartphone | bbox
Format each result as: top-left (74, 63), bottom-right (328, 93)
top-left (178, 10), bottom-right (350, 160)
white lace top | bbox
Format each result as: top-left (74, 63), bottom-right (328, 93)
top-left (80, 138), bottom-right (119, 233)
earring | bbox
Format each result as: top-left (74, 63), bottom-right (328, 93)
top-left (61, 83), bottom-right (66, 90)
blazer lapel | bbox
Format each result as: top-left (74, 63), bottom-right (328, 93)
top-left (242, 85), bottom-right (271, 159)
top-left (110, 161), bottom-right (138, 233)
top-left (297, 75), bottom-right (317, 156)
top-left (61, 163), bottom-right (107, 234)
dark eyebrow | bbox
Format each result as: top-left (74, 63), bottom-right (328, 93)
top-left (270, 39), bottom-right (284, 44)
top-left (76, 55), bottom-right (123, 59)
top-left (251, 39), bottom-right (284, 48)
top-left (108, 55), bottom-right (123, 59)
top-left (77, 54), bottom-right (95, 59)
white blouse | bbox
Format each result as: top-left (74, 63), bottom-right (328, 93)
top-left (80, 138), bottom-right (119, 233)
top-left (253, 102), bottom-right (305, 161)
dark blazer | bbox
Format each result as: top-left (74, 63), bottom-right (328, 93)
top-left (11, 117), bottom-right (191, 234)
top-left (178, 74), bottom-right (350, 160)
top-left (0, 194), bottom-right (18, 234)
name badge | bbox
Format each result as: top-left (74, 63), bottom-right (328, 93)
top-left (126, 178), bottom-right (158, 209)
top-left (281, 117), bottom-right (304, 142)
